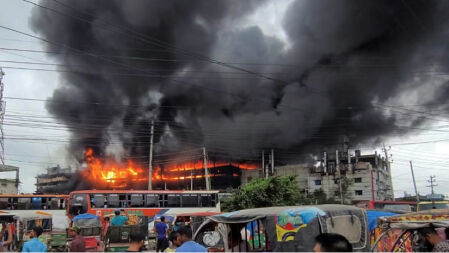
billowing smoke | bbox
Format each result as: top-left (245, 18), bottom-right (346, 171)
top-left (29, 0), bottom-right (449, 168)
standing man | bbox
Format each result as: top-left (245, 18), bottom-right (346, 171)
top-left (22, 226), bottom-right (46, 252)
top-left (68, 226), bottom-right (86, 252)
top-left (418, 227), bottom-right (449, 252)
top-left (175, 226), bottom-right (207, 252)
top-left (111, 209), bottom-right (128, 226)
top-left (155, 216), bottom-right (169, 252)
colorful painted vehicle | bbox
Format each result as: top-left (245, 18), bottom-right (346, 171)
top-left (371, 209), bottom-right (449, 252)
top-left (104, 215), bottom-right (149, 252)
top-left (67, 190), bottom-right (220, 220)
top-left (72, 213), bottom-right (104, 252)
top-left (193, 205), bottom-right (369, 252)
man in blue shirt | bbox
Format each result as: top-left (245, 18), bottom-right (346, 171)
top-left (22, 226), bottom-right (47, 252)
top-left (155, 216), bottom-right (169, 252)
top-left (111, 209), bottom-right (128, 226)
top-left (175, 226), bottom-right (207, 252)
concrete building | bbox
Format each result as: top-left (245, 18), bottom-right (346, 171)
top-left (0, 178), bottom-right (18, 194)
top-left (36, 165), bottom-right (74, 194)
top-left (241, 149), bottom-right (394, 203)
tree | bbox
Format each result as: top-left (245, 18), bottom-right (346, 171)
top-left (335, 177), bottom-right (353, 204)
top-left (222, 176), bottom-right (305, 212)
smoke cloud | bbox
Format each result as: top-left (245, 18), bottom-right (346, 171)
top-left (29, 0), bottom-right (449, 168)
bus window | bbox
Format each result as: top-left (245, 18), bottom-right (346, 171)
top-left (108, 194), bottom-right (120, 208)
top-left (31, 197), bottom-right (42, 209)
top-left (92, 194), bottom-right (104, 208)
top-left (182, 194), bottom-right (198, 207)
top-left (167, 194), bottom-right (181, 207)
top-left (200, 194), bottom-right (212, 207)
top-left (130, 194), bottom-right (144, 207)
top-left (70, 194), bottom-right (88, 215)
top-left (145, 194), bottom-right (159, 207)
top-left (0, 198), bottom-right (7, 209)
top-left (18, 198), bottom-right (31, 209)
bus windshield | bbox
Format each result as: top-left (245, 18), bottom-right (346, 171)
top-left (418, 202), bottom-right (449, 211)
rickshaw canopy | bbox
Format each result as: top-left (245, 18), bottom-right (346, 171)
top-left (378, 209), bottom-right (449, 229)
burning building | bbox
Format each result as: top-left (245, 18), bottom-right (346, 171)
top-left (36, 165), bottom-right (75, 194)
top-left (28, 0), bottom-right (449, 191)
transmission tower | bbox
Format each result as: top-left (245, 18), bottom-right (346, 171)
top-left (0, 68), bottom-right (5, 165)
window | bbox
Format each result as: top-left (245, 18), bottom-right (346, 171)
top-left (107, 194), bottom-right (120, 208)
top-left (355, 190), bottom-right (363, 196)
top-left (92, 194), bottom-right (104, 208)
top-left (18, 197), bottom-right (31, 209)
top-left (181, 194), bottom-right (198, 207)
top-left (314, 180), bottom-right (321, 186)
top-left (1, 183), bottom-right (6, 187)
top-left (130, 194), bottom-right (144, 207)
top-left (199, 194), bottom-right (213, 207)
top-left (167, 194), bottom-right (181, 207)
top-left (145, 194), bottom-right (159, 207)
top-left (354, 178), bottom-right (362, 183)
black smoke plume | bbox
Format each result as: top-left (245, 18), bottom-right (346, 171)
top-left (30, 0), bottom-right (449, 169)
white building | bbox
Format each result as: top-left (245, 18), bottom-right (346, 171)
top-left (241, 150), bottom-right (394, 203)
top-left (0, 178), bottom-right (18, 194)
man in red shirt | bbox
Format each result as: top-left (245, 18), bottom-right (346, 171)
top-left (68, 226), bottom-right (86, 252)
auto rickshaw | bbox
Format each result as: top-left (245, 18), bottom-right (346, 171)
top-left (194, 204), bottom-right (369, 252)
top-left (105, 215), bottom-right (148, 252)
top-left (371, 209), bottom-right (449, 252)
top-left (173, 212), bottom-right (221, 234)
top-left (47, 215), bottom-right (70, 252)
top-left (15, 213), bottom-right (52, 251)
top-left (72, 213), bottom-right (103, 252)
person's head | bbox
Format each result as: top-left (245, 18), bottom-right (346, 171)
top-left (418, 227), bottom-right (443, 245)
top-left (68, 226), bottom-right (81, 238)
top-left (129, 231), bottom-right (145, 248)
top-left (313, 233), bottom-right (352, 252)
top-left (31, 226), bottom-right (43, 239)
top-left (104, 216), bottom-right (110, 222)
top-left (169, 231), bottom-right (181, 247)
top-left (114, 209), bottom-right (121, 216)
top-left (177, 226), bottom-right (193, 244)
top-left (160, 216), bottom-right (165, 222)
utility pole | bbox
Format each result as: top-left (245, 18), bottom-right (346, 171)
top-left (203, 147), bottom-right (211, 190)
top-left (409, 161), bottom-right (420, 202)
top-left (336, 150), bottom-right (344, 204)
top-left (383, 144), bottom-right (394, 199)
top-left (148, 120), bottom-right (154, 190)
top-left (262, 150), bottom-right (266, 178)
top-left (427, 176), bottom-right (437, 195)
top-left (271, 149), bottom-right (274, 175)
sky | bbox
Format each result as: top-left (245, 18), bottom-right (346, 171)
top-left (0, 0), bottom-right (449, 197)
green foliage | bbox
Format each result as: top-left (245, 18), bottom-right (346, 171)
top-left (222, 176), bottom-right (304, 212)
top-left (335, 177), bottom-right (354, 204)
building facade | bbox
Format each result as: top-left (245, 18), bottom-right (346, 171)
top-left (36, 165), bottom-right (74, 194)
top-left (0, 179), bottom-right (18, 194)
top-left (241, 150), bottom-right (394, 203)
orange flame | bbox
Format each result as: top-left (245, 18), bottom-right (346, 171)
top-left (83, 148), bottom-right (147, 189)
top-left (83, 148), bottom-right (259, 188)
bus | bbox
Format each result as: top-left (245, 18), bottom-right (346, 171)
top-left (417, 200), bottom-right (449, 211)
top-left (0, 194), bottom-right (68, 216)
top-left (354, 200), bottom-right (416, 212)
top-left (67, 190), bottom-right (220, 219)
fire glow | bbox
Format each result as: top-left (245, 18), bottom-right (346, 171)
top-left (83, 148), bottom-right (259, 188)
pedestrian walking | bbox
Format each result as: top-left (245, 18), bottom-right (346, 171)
top-left (155, 216), bottom-right (169, 252)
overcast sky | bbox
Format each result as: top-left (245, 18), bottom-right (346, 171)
top-left (1, 0), bottom-right (449, 197)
